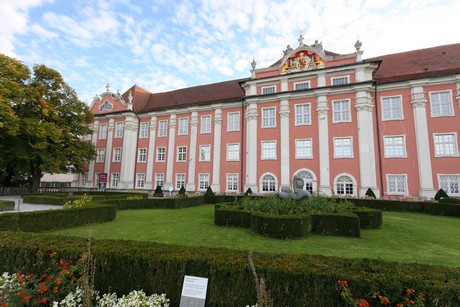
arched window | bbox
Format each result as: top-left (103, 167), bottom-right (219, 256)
top-left (296, 170), bottom-right (314, 194)
top-left (261, 174), bottom-right (276, 192)
top-left (336, 175), bottom-right (354, 195)
top-left (99, 100), bottom-right (113, 111)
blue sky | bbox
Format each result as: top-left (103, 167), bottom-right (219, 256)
top-left (1, 0), bottom-right (459, 104)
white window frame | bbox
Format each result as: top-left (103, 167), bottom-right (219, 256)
top-left (438, 174), bottom-right (460, 196)
top-left (333, 137), bottom-right (353, 158)
top-left (295, 103), bottom-right (311, 126)
top-left (113, 147), bottom-right (122, 162)
top-left (433, 133), bottom-right (458, 157)
top-left (331, 75), bottom-right (349, 86)
top-left (199, 145), bottom-right (211, 162)
top-left (176, 173), bottom-right (186, 190)
top-left (387, 174), bottom-right (408, 195)
top-left (99, 124), bottom-right (107, 139)
top-left (383, 135), bottom-right (407, 158)
top-left (178, 117), bottom-right (189, 135)
top-left (177, 146), bottom-right (187, 162)
top-left (115, 122), bottom-right (124, 138)
top-left (295, 139), bottom-right (313, 159)
top-left (198, 173), bottom-right (210, 191)
top-left (261, 85), bottom-right (276, 95)
top-left (136, 173), bottom-right (145, 188)
top-left (200, 115), bottom-right (212, 134)
top-left (226, 143), bottom-right (240, 161)
top-left (294, 81), bottom-right (310, 91)
top-left (260, 173), bottom-right (277, 193)
top-left (430, 90), bottom-right (454, 117)
top-left (227, 112), bottom-right (240, 132)
top-left (335, 174), bottom-right (355, 196)
top-left (139, 122), bottom-right (149, 138)
top-left (158, 120), bottom-right (168, 137)
top-left (138, 148), bottom-right (147, 162)
top-left (111, 173), bottom-right (119, 187)
top-left (332, 99), bottom-right (351, 123)
top-left (381, 96), bottom-right (403, 121)
top-left (156, 147), bottom-right (166, 162)
top-left (96, 148), bottom-right (105, 163)
top-left (226, 173), bottom-right (239, 192)
top-left (261, 140), bottom-right (277, 160)
top-left (155, 173), bottom-right (164, 188)
top-left (80, 173), bottom-right (87, 186)
top-left (261, 107), bottom-right (276, 128)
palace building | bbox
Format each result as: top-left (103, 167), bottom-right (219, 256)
top-left (75, 37), bottom-right (460, 199)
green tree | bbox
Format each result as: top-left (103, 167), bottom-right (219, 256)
top-left (0, 54), bottom-right (95, 190)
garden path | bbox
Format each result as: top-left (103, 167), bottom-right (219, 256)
top-left (0, 195), bottom-right (61, 213)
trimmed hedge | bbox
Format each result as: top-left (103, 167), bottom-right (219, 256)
top-left (22, 195), bottom-right (69, 205)
top-left (214, 206), bottom-right (251, 227)
top-left (0, 205), bottom-right (116, 232)
top-left (98, 196), bottom-right (205, 210)
top-left (352, 208), bottom-right (382, 229)
top-left (311, 213), bottom-right (361, 237)
top-left (251, 213), bottom-right (311, 239)
top-left (0, 232), bottom-right (458, 306)
top-left (0, 200), bottom-right (15, 212)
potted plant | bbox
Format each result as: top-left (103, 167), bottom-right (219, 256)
top-left (153, 185), bottom-right (164, 197)
top-left (178, 186), bottom-right (187, 198)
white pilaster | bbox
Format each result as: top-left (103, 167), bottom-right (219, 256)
top-left (211, 108), bottom-right (223, 192)
top-left (186, 112), bottom-right (198, 191)
top-left (165, 113), bottom-right (176, 191)
top-left (104, 118), bottom-right (114, 177)
top-left (317, 72), bottom-right (326, 87)
top-left (456, 75), bottom-right (460, 107)
top-left (279, 99), bottom-right (290, 189)
top-left (316, 96), bottom-right (332, 195)
top-left (119, 115), bottom-right (139, 189)
top-left (411, 86), bottom-right (435, 198)
top-left (145, 116), bottom-right (157, 190)
top-left (244, 103), bottom-right (258, 193)
top-left (87, 120), bottom-right (99, 187)
top-left (281, 79), bottom-right (288, 92)
top-left (355, 91), bottom-right (380, 197)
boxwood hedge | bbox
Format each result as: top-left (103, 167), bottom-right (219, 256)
top-left (0, 200), bottom-right (15, 212)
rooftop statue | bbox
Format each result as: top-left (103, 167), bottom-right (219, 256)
top-left (278, 174), bottom-right (312, 200)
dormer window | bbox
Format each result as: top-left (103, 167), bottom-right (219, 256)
top-left (99, 100), bottom-right (113, 111)
top-left (262, 86), bottom-right (276, 95)
top-left (332, 76), bottom-right (349, 86)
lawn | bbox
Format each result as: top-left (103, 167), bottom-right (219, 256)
top-left (49, 204), bottom-right (460, 267)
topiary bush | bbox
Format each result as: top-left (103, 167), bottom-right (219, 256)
top-left (251, 213), bottom-right (311, 239)
top-left (204, 186), bottom-right (215, 196)
top-left (311, 213), bottom-right (361, 237)
top-left (365, 188), bottom-right (376, 199)
top-left (153, 185), bottom-right (164, 197)
top-left (244, 187), bottom-right (253, 196)
top-left (434, 188), bottom-right (449, 201)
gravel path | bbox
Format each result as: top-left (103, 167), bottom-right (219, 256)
top-left (0, 195), bottom-right (62, 213)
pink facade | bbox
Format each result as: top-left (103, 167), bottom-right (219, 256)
top-left (76, 39), bottom-right (460, 199)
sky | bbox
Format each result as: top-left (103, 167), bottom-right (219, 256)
top-left (1, 0), bottom-right (459, 104)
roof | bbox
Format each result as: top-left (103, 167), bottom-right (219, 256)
top-left (366, 43), bottom-right (460, 83)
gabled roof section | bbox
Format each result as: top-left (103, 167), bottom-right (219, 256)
top-left (367, 43), bottom-right (460, 83)
top-left (90, 83), bottom-right (130, 115)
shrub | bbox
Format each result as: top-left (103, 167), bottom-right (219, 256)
top-left (214, 206), bottom-right (252, 227)
top-left (311, 213), bottom-right (361, 237)
top-left (204, 186), bottom-right (215, 196)
top-left (365, 187), bottom-right (376, 199)
top-left (63, 194), bottom-right (93, 209)
top-left (251, 213), bottom-right (311, 239)
top-left (0, 200), bottom-right (15, 212)
top-left (98, 197), bottom-right (205, 210)
top-left (245, 187), bottom-right (253, 196)
top-left (153, 185), bottom-right (164, 197)
top-left (352, 208), bottom-right (382, 229)
top-left (178, 186), bottom-right (186, 195)
top-left (434, 188), bottom-right (449, 201)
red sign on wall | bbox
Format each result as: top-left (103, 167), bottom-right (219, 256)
top-left (98, 173), bottom-right (107, 183)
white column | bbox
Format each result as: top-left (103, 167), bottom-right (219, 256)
top-left (411, 86), bottom-right (435, 198)
top-left (244, 103), bottom-right (258, 193)
top-left (211, 108), bottom-right (223, 192)
top-left (187, 112), bottom-right (198, 191)
top-left (355, 91), bottom-right (380, 197)
top-left (104, 118), bottom-right (114, 177)
top-left (87, 120), bottom-right (99, 187)
top-left (119, 115), bottom-right (139, 189)
top-left (145, 116), bottom-right (157, 190)
top-left (165, 113), bottom-right (176, 190)
top-left (316, 96), bottom-right (332, 195)
top-left (279, 99), bottom-right (290, 189)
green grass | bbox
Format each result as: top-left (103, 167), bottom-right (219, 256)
top-left (49, 205), bottom-right (460, 267)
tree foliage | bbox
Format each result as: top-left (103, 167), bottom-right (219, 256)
top-left (0, 54), bottom-right (95, 190)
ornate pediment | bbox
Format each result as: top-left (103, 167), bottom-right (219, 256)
top-left (280, 50), bottom-right (325, 74)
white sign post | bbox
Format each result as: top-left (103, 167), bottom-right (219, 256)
top-left (179, 275), bottom-right (208, 307)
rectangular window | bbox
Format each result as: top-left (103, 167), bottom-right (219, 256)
top-left (294, 81), bottom-right (310, 91)
top-left (382, 96), bottom-right (403, 120)
top-left (158, 120), bottom-right (168, 137)
top-left (177, 146), bottom-right (187, 162)
top-left (384, 136), bottom-right (406, 158)
top-left (227, 112), bottom-right (240, 131)
top-left (262, 107), bottom-right (276, 128)
top-left (226, 174), bottom-right (238, 192)
top-left (387, 174), bottom-right (407, 195)
top-left (178, 117), bottom-right (188, 135)
top-left (262, 85), bottom-right (276, 95)
top-left (111, 173), bottom-right (119, 187)
top-left (227, 143), bottom-right (240, 161)
top-left (139, 122), bottom-right (149, 138)
top-left (295, 139), bottom-right (312, 159)
top-left (434, 133), bottom-right (458, 156)
top-left (138, 148), bottom-right (147, 162)
top-left (115, 122), bottom-right (124, 138)
top-left (200, 115), bottom-right (212, 134)
top-left (332, 76), bottom-right (349, 86)
top-left (261, 141), bottom-right (276, 160)
top-left (155, 173), bottom-right (164, 188)
top-left (113, 148), bottom-right (121, 162)
top-left (136, 173), bottom-right (145, 188)
top-left (199, 145), bottom-right (211, 161)
top-left (295, 104), bottom-right (311, 125)
top-left (430, 91), bottom-right (453, 117)
top-left (99, 124), bottom-right (107, 139)
top-left (199, 174), bottom-right (210, 191)
top-left (176, 173), bottom-right (186, 190)
top-left (333, 100), bottom-right (351, 123)
top-left (334, 137), bottom-right (352, 158)
top-left (80, 173), bottom-right (87, 186)
top-left (439, 175), bottom-right (460, 195)
top-left (156, 147), bottom-right (166, 162)
top-left (96, 148), bottom-right (105, 163)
